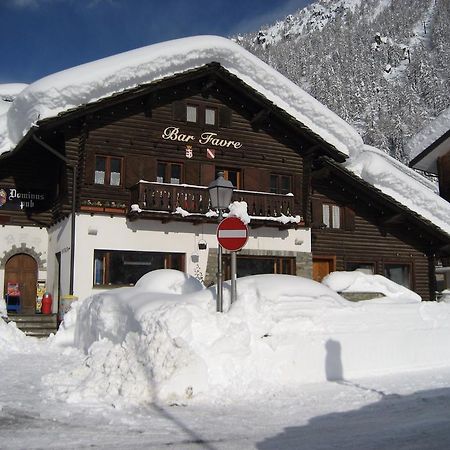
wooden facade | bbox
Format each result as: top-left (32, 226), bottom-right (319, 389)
top-left (1, 63), bottom-right (449, 304)
top-left (310, 157), bottom-right (450, 300)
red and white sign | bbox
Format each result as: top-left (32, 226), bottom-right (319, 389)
top-left (206, 148), bottom-right (215, 159)
top-left (217, 217), bottom-right (249, 252)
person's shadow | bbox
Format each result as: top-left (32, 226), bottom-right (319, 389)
top-left (325, 339), bottom-right (344, 381)
top-left (325, 338), bottom-right (387, 397)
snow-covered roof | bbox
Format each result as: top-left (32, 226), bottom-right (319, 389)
top-left (344, 145), bottom-right (450, 237)
top-left (0, 35), bottom-right (363, 158)
top-left (408, 106), bottom-right (450, 173)
top-left (0, 83), bottom-right (29, 143)
top-left (0, 37), bottom-right (448, 241)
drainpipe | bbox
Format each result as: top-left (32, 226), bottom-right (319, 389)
top-left (32, 135), bottom-right (77, 295)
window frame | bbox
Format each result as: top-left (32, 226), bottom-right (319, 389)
top-left (322, 203), bottom-right (342, 230)
top-left (345, 261), bottom-right (376, 274)
top-left (223, 255), bottom-right (296, 279)
top-left (94, 155), bottom-right (123, 187)
top-left (270, 173), bottom-right (293, 195)
top-left (157, 161), bottom-right (183, 184)
top-left (383, 261), bottom-right (413, 289)
top-left (93, 249), bottom-right (185, 288)
top-left (216, 167), bottom-right (241, 189)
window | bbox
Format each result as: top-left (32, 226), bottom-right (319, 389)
top-left (345, 262), bottom-right (375, 275)
top-left (157, 162), bottom-right (182, 184)
top-left (384, 263), bottom-right (411, 289)
top-left (216, 167), bottom-right (241, 189)
top-left (224, 255), bottom-right (295, 279)
top-left (94, 250), bottom-right (184, 287)
top-left (322, 204), bottom-right (341, 229)
top-left (94, 156), bottom-right (122, 186)
top-left (205, 108), bottom-right (216, 125)
top-left (186, 105), bottom-right (198, 123)
top-left (270, 174), bottom-right (292, 195)
top-left (175, 102), bottom-right (220, 127)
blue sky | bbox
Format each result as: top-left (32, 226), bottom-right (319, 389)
top-left (0, 0), bottom-right (311, 84)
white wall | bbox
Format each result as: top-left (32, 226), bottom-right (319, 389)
top-left (72, 214), bottom-right (311, 301)
top-left (47, 217), bottom-right (72, 312)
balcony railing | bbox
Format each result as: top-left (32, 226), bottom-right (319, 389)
top-left (129, 181), bottom-right (298, 220)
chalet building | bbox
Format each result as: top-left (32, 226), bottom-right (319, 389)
top-left (409, 107), bottom-right (450, 293)
top-left (0, 36), bottom-right (449, 319)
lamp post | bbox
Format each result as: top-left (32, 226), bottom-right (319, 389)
top-left (207, 172), bottom-right (234, 312)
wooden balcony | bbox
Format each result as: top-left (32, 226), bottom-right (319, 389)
top-left (128, 181), bottom-right (301, 227)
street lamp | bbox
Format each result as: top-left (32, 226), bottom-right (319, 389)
top-left (208, 171), bottom-right (234, 312)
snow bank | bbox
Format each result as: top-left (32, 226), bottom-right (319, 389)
top-left (344, 145), bottom-right (450, 236)
top-left (322, 270), bottom-right (421, 302)
top-left (0, 318), bottom-right (39, 356)
top-left (46, 270), bottom-right (450, 408)
top-left (0, 36), bottom-right (362, 157)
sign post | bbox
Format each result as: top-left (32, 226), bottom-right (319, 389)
top-left (217, 217), bottom-right (249, 306)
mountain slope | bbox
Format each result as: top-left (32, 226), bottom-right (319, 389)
top-left (235, 0), bottom-right (450, 163)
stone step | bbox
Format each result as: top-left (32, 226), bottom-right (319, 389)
top-left (5, 314), bottom-right (58, 338)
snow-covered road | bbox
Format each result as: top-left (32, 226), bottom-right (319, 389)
top-left (1, 344), bottom-right (450, 450)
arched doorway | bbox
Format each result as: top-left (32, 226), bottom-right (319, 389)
top-left (4, 254), bottom-right (38, 314)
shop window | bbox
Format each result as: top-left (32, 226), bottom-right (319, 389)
top-left (345, 262), bottom-right (375, 275)
top-left (224, 255), bottom-right (295, 279)
top-left (94, 155), bottom-right (122, 186)
top-left (384, 263), bottom-right (411, 289)
top-left (157, 162), bottom-right (182, 184)
top-left (270, 174), bottom-right (292, 195)
top-left (216, 167), bottom-right (241, 189)
top-left (322, 204), bottom-right (341, 229)
top-left (94, 250), bottom-right (184, 287)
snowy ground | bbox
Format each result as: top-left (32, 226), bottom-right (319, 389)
top-left (2, 271), bottom-right (450, 449)
top-left (1, 345), bottom-right (450, 449)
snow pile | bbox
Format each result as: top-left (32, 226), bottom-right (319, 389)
top-left (228, 200), bottom-right (251, 224)
top-left (344, 145), bottom-right (450, 236)
top-left (408, 105), bottom-right (450, 160)
top-left (0, 318), bottom-right (39, 355)
top-left (46, 270), bottom-right (450, 408)
top-left (322, 271), bottom-right (421, 302)
top-left (0, 36), bottom-right (362, 157)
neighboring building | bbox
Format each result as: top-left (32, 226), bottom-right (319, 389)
top-left (0, 36), bottom-right (449, 317)
top-left (409, 106), bottom-right (450, 202)
top-left (409, 107), bottom-right (450, 294)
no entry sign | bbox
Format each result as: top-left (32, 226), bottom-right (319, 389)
top-left (217, 217), bottom-right (249, 251)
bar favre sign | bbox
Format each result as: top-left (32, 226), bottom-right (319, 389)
top-left (0, 188), bottom-right (47, 211)
top-left (161, 127), bottom-right (242, 149)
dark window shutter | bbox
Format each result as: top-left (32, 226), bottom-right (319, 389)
top-left (201, 163), bottom-right (215, 186)
top-left (219, 107), bottom-right (232, 128)
top-left (126, 155), bottom-right (156, 188)
top-left (185, 162), bottom-right (200, 185)
top-left (311, 198), bottom-right (323, 229)
top-left (244, 167), bottom-right (269, 191)
top-left (173, 101), bottom-right (186, 121)
top-left (343, 206), bottom-right (356, 231)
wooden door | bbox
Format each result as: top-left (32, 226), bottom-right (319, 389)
top-left (312, 256), bottom-right (336, 282)
top-left (4, 254), bottom-right (38, 314)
